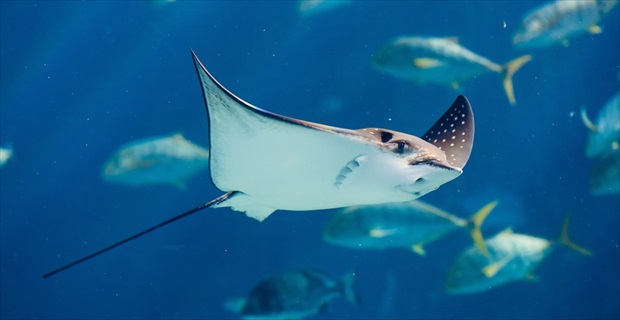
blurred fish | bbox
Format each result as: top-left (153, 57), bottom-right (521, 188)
top-left (590, 148), bottom-right (620, 195)
top-left (513, 0), bottom-right (619, 49)
top-left (0, 145), bottom-right (13, 168)
top-left (324, 200), bottom-right (498, 256)
top-left (445, 216), bottom-right (592, 295)
top-left (581, 92), bottom-right (620, 158)
top-left (372, 36), bottom-right (531, 105)
top-left (298, 0), bottom-right (351, 16)
top-left (102, 133), bottom-right (209, 189)
top-left (225, 270), bottom-right (359, 320)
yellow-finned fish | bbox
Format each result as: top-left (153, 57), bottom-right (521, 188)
top-left (101, 133), bottom-right (209, 189)
top-left (372, 36), bottom-right (531, 105)
top-left (513, 0), bottom-right (618, 49)
top-left (444, 215), bottom-right (592, 295)
top-left (324, 199), bottom-right (498, 256)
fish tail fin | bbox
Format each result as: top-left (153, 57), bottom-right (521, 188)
top-left (501, 55), bottom-right (532, 105)
top-left (580, 106), bottom-right (599, 132)
top-left (558, 214), bottom-right (593, 256)
top-left (339, 270), bottom-right (360, 304)
top-left (467, 200), bottom-right (499, 257)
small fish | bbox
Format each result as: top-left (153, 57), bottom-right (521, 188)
top-left (225, 270), bottom-right (359, 320)
top-left (298, 0), bottom-right (351, 16)
top-left (590, 148), bottom-right (620, 195)
top-left (324, 200), bottom-right (498, 256)
top-left (513, 0), bottom-right (619, 49)
top-left (581, 92), bottom-right (620, 158)
top-left (444, 215), bottom-right (592, 295)
top-left (372, 36), bottom-right (531, 105)
top-left (0, 145), bottom-right (13, 168)
top-left (102, 133), bottom-right (210, 189)
top-left (43, 51), bottom-right (474, 278)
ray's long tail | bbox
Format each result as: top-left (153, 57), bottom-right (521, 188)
top-left (42, 191), bottom-right (237, 278)
top-left (501, 55), bottom-right (532, 105)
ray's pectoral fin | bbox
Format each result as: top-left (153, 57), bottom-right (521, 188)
top-left (421, 95), bottom-right (474, 168)
top-left (334, 155), bottom-right (367, 188)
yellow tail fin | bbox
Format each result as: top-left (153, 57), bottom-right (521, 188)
top-left (502, 55), bottom-right (532, 105)
top-left (559, 214), bottom-right (593, 256)
top-left (467, 200), bottom-right (499, 257)
top-left (580, 106), bottom-right (599, 132)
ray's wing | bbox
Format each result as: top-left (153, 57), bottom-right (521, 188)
top-left (191, 50), bottom-right (394, 221)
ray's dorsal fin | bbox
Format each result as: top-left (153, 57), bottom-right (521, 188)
top-left (421, 95), bottom-right (474, 168)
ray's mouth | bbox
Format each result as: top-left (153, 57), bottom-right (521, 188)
top-left (410, 159), bottom-right (462, 173)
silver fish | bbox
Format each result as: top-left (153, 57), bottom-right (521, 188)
top-left (324, 200), bottom-right (498, 256)
top-left (372, 36), bottom-right (531, 105)
top-left (225, 270), bottom-right (358, 320)
top-left (102, 133), bottom-right (210, 189)
top-left (43, 51), bottom-right (475, 278)
top-left (445, 216), bottom-right (592, 295)
top-left (513, 0), bottom-right (619, 49)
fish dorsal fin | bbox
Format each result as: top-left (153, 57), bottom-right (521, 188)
top-left (421, 95), bottom-right (474, 168)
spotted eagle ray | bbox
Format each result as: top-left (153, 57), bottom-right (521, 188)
top-left (43, 51), bottom-right (474, 278)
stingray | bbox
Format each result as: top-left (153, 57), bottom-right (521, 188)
top-left (43, 50), bottom-right (474, 278)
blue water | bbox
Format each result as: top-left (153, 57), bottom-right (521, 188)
top-left (1, 1), bottom-right (619, 319)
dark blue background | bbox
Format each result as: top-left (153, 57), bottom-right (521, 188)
top-left (1, 1), bottom-right (618, 318)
